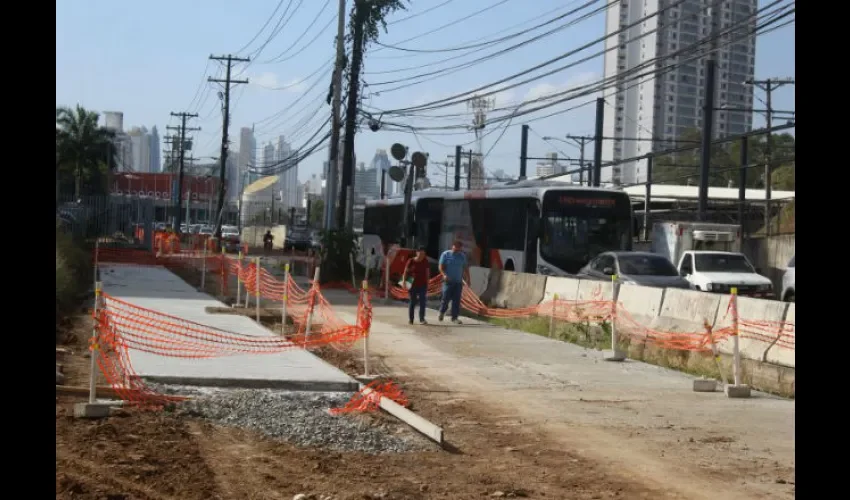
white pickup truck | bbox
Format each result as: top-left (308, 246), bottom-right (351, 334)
top-left (676, 250), bottom-right (774, 298)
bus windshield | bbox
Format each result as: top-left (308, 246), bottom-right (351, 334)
top-left (539, 191), bottom-right (632, 274)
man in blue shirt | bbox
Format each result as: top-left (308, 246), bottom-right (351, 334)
top-left (438, 240), bottom-right (470, 324)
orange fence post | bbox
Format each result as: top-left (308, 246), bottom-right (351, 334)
top-left (236, 251), bottom-right (243, 307)
top-left (88, 281), bottom-right (103, 404)
top-left (725, 288), bottom-right (751, 398)
top-left (281, 263), bottom-right (290, 335)
top-left (361, 280), bottom-right (371, 378)
top-left (304, 266), bottom-right (321, 345)
top-left (255, 257), bottom-right (261, 323)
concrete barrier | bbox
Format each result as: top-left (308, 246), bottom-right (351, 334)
top-left (576, 279), bottom-right (614, 301)
top-left (480, 269), bottom-right (546, 309)
top-left (543, 276), bottom-right (580, 302)
top-left (616, 284), bottom-right (665, 338)
top-left (651, 288), bottom-right (722, 336)
top-left (764, 303), bottom-right (795, 368)
top-left (713, 295), bottom-right (789, 364)
top-left (468, 266), bottom-right (490, 297)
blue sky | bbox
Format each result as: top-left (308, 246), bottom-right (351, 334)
top-left (56, 0), bottom-right (794, 184)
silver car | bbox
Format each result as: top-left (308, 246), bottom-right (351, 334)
top-left (781, 256), bottom-right (795, 302)
top-left (578, 251), bottom-right (690, 289)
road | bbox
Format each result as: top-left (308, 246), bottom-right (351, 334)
top-left (322, 289), bottom-right (795, 500)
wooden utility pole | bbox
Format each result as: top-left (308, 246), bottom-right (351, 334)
top-left (167, 113), bottom-right (200, 233)
top-left (208, 54), bottom-right (250, 239)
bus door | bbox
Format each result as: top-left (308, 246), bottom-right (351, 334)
top-left (524, 200), bottom-right (540, 273)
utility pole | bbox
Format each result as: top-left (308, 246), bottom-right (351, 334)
top-left (167, 113), bottom-right (200, 234)
top-left (745, 77), bottom-right (795, 235)
top-left (324, 0), bottom-right (347, 231)
top-left (697, 60), bottom-right (717, 221)
top-left (565, 135), bottom-right (593, 186)
top-left (208, 54), bottom-right (250, 240)
top-left (592, 98), bottom-right (604, 187)
top-left (519, 124), bottom-right (529, 180)
top-left (454, 146), bottom-right (462, 191)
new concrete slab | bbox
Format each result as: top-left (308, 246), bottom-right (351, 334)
top-left (98, 264), bottom-right (358, 392)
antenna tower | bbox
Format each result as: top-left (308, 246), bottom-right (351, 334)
top-left (467, 95), bottom-right (494, 189)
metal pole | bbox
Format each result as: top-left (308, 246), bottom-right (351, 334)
top-left (738, 136), bottom-right (748, 237)
top-left (361, 281), bottom-right (370, 377)
top-left (88, 281), bottom-right (103, 403)
top-left (604, 275), bottom-right (626, 362)
top-left (401, 164), bottom-right (414, 246)
top-left (200, 237), bottom-right (208, 290)
top-left (578, 139), bottom-right (586, 186)
top-left (349, 252), bottom-right (357, 290)
top-left (643, 156), bottom-right (653, 241)
top-left (454, 146), bottom-right (461, 191)
top-left (592, 98), bottom-right (604, 186)
top-left (519, 125), bottom-right (529, 180)
top-left (236, 251), bottom-right (242, 307)
top-left (304, 267), bottom-right (321, 342)
top-left (731, 287), bottom-right (741, 386)
top-left (467, 150), bottom-right (473, 190)
top-left (384, 249), bottom-right (391, 304)
top-left (764, 81), bottom-right (774, 236)
top-left (697, 59), bottom-right (717, 221)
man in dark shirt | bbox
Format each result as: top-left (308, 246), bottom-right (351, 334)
top-left (402, 246), bottom-right (430, 325)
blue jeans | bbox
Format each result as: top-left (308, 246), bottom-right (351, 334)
top-left (439, 281), bottom-right (463, 320)
top-left (408, 286), bottom-right (427, 322)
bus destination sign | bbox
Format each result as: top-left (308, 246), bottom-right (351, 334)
top-left (557, 196), bottom-right (616, 207)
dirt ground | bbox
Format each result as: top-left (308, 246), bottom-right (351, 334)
top-left (57, 309), bottom-right (661, 500)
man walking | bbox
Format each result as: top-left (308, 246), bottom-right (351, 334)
top-left (438, 240), bottom-right (469, 324)
top-left (402, 246), bottom-right (430, 325)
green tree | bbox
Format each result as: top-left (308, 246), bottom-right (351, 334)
top-left (652, 127), bottom-right (795, 189)
top-left (56, 105), bottom-right (117, 198)
top-left (337, 0), bottom-right (408, 227)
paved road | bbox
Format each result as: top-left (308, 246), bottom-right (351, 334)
top-left (321, 289), bottom-right (795, 500)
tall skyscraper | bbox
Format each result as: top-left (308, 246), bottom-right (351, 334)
top-left (370, 149), bottom-right (392, 196)
top-left (601, 0), bottom-right (757, 184)
top-left (275, 135), bottom-right (299, 208)
top-left (149, 126), bottom-right (161, 172)
top-left (354, 162), bottom-right (379, 201)
top-left (127, 126), bottom-right (152, 173)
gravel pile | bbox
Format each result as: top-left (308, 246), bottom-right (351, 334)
top-left (151, 384), bottom-right (428, 454)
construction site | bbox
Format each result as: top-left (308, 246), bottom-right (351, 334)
top-left (55, 241), bottom-right (795, 500)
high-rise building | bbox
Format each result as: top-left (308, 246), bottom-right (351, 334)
top-left (274, 135), bottom-right (299, 208)
top-left (236, 127), bottom-right (257, 200)
top-left (370, 149), bottom-right (392, 196)
top-left (535, 152), bottom-right (567, 178)
top-left (354, 162), bottom-right (379, 202)
top-left (149, 126), bottom-right (161, 172)
top-left (127, 126), bottom-right (151, 173)
top-left (601, 0), bottom-right (757, 184)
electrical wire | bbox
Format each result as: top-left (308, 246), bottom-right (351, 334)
top-left (235, 0), bottom-right (288, 55)
top-left (259, 0), bottom-right (334, 64)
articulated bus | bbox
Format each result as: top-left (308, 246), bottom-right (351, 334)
top-left (360, 180), bottom-right (633, 276)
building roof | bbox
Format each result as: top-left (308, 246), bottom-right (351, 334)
top-left (243, 175), bottom-right (280, 195)
top-left (621, 184), bottom-right (795, 202)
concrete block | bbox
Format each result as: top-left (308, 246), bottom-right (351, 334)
top-left (764, 303), bottom-right (795, 368)
top-left (713, 295), bottom-right (788, 363)
top-left (692, 379), bottom-right (718, 392)
top-left (616, 284), bottom-right (664, 340)
top-left (604, 349), bottom-right (626, 362)
top-left (724, 384), bottom-right (752, 398)
top-left (480, 269), bottom-right (546, 309)
top-left (74, 401), bottom-right (121, 419)
top-left (543, 276), bottom-right (580, 302)
top-left (576, 279), bottom-right (614, 302)
top-left (468, 266), bottom-right (490, 297)
top-left (650, 288), bottom-right (721, 338)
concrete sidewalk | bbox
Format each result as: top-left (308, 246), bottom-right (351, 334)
top-left (99, 264), bottom-right (358, 392)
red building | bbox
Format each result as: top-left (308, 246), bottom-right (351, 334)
top-left (111, 173), bottom-right (220, 202)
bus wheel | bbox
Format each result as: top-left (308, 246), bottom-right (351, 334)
top-left (504, 259), bottom-right (515, 271)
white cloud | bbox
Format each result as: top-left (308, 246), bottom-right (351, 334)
top-left (523, 71), bottom-right (600, 103)
top-left (249, 72), bottom-right (307, 92)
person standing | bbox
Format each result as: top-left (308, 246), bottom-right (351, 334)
top-left (438, 240), bottom-right (469, 324)
top-left (402, 246), bottom-right (430, 325)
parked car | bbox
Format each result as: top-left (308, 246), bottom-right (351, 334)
top-left (221, 227), bottom-right (241, 253)
top-left (577, 251), bottom-right (690, 289)
top-left (781, 256), bottom-right (795, 302)
top-left (676, 251), bottom-right (773, 298)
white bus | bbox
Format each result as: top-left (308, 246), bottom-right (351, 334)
top-left (361, 180), bottom-right (633, 276)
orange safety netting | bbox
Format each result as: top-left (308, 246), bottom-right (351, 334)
top-left (329, 380), bottom-right (409, 415)
top-left (91, 247), bottom-right (375, 407)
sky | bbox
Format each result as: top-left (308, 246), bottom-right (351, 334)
top-left (56, 0), bottom-right (795, 186)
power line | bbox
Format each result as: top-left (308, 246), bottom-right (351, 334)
top-left (259, 0), bottom-right (334, 64)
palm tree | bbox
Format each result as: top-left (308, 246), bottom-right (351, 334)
top-left (56, 105), bottom-right (117, 199)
